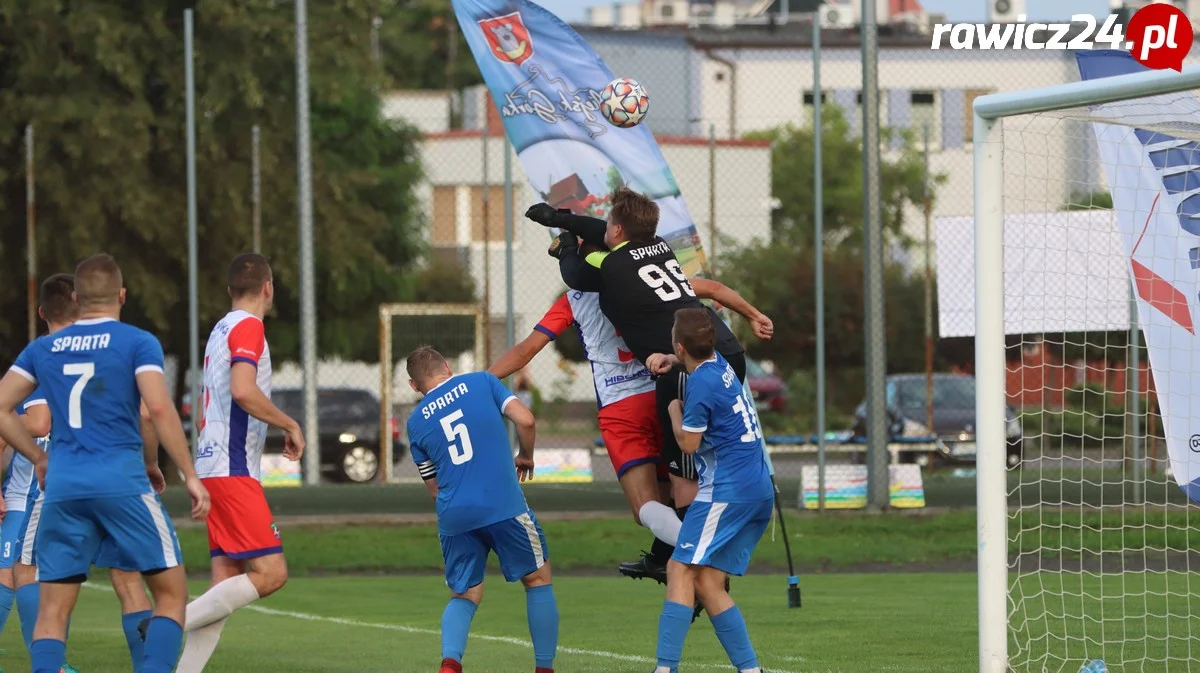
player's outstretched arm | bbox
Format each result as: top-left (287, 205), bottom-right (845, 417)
top-left (667, 399), bottom-right (703, 455)
top-left (503, 398), bottom-right (537, 482)
top-left (0, 371), bottom-right (45, 471)
top-left (229, 362), bottom-right (305, 460)
top-left (692, 278), bottom-right (774, 342)
top-left (136, 370), bottom-right (209, 518)
top-left (489, 331), bottom-right (552, 381)
top-left (525, 204), bottom-right (607, 248)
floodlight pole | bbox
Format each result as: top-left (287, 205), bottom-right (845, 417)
top-left (185, 10), bottom-right (201, 457)
top-left (296, 0), bottom-right (321, 485)
top-left (813, 18), bottom-right (827, 512)
top-left (860, 0), bottom-right (889, 511)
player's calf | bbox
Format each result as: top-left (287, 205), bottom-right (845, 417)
top-left (519, 563), bottom-right (558, 673)
top-left (440, 582), bottom-right (483, 673)
top-left (109, 569), bottom-right (153, 667)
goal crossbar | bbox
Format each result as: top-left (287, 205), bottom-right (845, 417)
top-left (973, 63), bottom-right (1200, 673)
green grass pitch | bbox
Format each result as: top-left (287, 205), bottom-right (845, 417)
top-left (0, 574), bottom-right (976, 673)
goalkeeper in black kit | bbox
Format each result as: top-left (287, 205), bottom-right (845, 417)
top-left (526, 187), bottom-right (772, 582)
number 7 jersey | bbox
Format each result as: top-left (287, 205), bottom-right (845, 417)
top-left (8, 317), bottom-right (163, 502)
top-left (405, 371), bottom-right (529, 537)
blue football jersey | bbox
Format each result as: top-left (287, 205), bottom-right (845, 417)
top-left (10, 317), bottom-right (162, 502)
top-left (406, 371), bottom-right (528, 536)
top-left (681, 354), bottom-right (773, 504)
top-left (2, 391), bottom-right (46, 511)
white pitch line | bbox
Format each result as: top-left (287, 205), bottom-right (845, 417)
top-left (82, 582), bottom-right (797, 673)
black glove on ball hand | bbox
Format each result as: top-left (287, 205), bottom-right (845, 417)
top-left (547, 232), bottom-right (579, 260)
top-left (525, 202), bottom-right (570, 228)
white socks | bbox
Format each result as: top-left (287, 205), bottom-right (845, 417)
top-left (175, 617), bottom-right (228, 673)
top-left (183, 574), bottom-right (260, 632)
top-left (639, 501), bottom-right (682, 546)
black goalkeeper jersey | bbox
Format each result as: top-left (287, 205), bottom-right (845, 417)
top-left (589, 237), bottom-right (743, 365)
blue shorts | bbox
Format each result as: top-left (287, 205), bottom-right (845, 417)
top-left (672, 497), bottom-right (773, 576)
top-left (0, 507), bottom-right (31, 570)
top-left (35, 494), bottom-right (182, 582)
top-left (440, 510), bottom-right (549, 594)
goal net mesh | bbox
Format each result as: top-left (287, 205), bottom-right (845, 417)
top-left (983, 96), bottom-right (1200, 673)
top-left (379, 303), bottom-right (485, 483)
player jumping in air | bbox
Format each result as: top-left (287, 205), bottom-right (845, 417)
top-left (176, 253), bottom-right (305, 673)
top-left (0, 253), bottom-right (210, 673)
top-left (3, 274), bottom-right (164, 672)
top-left (405, 346), bottom-right (559, 673)
top-left (525, 188), bottom-right (762, 582)
top-left (654, 308), bottom-right (773, 673)
top-left (488, 272), bottom-right (771, 584)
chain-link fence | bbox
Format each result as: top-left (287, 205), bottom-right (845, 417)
top-left (5, 2), bottom-right (1186, 508)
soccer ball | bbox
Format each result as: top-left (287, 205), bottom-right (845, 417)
top-left (599, 78), bottom-right (650, 129)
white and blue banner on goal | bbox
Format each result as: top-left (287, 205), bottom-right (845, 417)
top-left (450, 0), bottom-right (778, 476)
top-left (1077, 50), bottom-right (1200, 502)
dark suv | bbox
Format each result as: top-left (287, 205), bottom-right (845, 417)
top-left (266, 388), bottom-right (405, 483)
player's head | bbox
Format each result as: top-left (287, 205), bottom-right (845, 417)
top-left (73, 253), bottom-right (125, 311)
top-left (606, 187), bottom-right (659, 246)
top-left (672, 307), bottom-right (715, 368)
top-left (406, 345), bottom-right (452, 395)
top-left (38, 273), bottom-right (80, 330)
top-left (228, 253), bottom-right (274, 312)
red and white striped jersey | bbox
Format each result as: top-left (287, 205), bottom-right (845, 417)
top-left (535, 291), bottom-right (654, 408)
top-left (196, 310), bottom-right (273, 479)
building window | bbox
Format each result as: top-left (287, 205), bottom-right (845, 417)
top-left (661, 3), bottom-right (673, 18)
top-left (802, 91), bottom-right (829, 105)
top-left (430, 185), bottom-right (518, 246)
top-left (963, 89), bottom-right (994, 143)
top-left (910, 91), bottom-right (938, 144)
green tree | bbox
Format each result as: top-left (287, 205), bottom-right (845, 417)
top-left (375, 0), bottom-right (482, 92)
top-left (746, 106), bottom-right (945, 252)
top-left (0, 0), bottom-right (468, 370)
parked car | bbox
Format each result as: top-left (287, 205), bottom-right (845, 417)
top-left (268, 387), bottom-right (406, 483)
top-left (745, 357), bottom-right (787, 412)
top-left (181, 387), bottom-right (405, 482)
top-left (852, 373), bottom-right (1024, 466)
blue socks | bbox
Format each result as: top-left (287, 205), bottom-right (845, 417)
top-left (30, 638), bottom-right (65, 673)
top-left (16, 583), bottom-right (38, 650)
top-left (140, 616), bottom-right (183, 673)
top-left (525, 584), bottom-right (559, 670)
top-left (656, 600), bottom-right (695, 670)
top-left (122, 609), bottom-right (153, 667)
top-left (711, 605), bottom-right (759, 671)
top-left (0, 584), bottom-right (15, 636)
top-left (440, 597), bottom-right (479, 662)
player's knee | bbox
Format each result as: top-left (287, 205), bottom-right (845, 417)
top-left (0, 567), bottom-right (15, 590)
top-left (453, 582), bottom-right (484, 605)
top-left (520, 562), bottom-right (552, 589)
top-left (248, 555), bottom-right (289, 597)
top-left (694, 569), bottom-right (726, 599)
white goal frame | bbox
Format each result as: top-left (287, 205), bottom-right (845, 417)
top-left (973, 64), bottom-right (1200, 673)
top-left (378, 303), bottom-right (486, 483)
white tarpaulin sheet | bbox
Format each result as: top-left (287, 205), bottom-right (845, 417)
top-left (935, 209), bottom-right (1133, 338)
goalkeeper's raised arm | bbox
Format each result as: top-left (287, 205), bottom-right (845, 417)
top-left (525, 203), bottom-right (607, 248)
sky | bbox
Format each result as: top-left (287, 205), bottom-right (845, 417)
top-left (530, 0), bottom-right (1114, 24)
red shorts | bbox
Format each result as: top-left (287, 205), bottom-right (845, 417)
top-left (598, 392), bottom-right (667, 479)
top-left (202, 476), bottom-right (283, 560)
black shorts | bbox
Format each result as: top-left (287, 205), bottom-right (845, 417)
top-left (657, 351), bottom-right (746, 480)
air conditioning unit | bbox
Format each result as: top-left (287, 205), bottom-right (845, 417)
top-left (819, 2), bottom-right (859, 29)
top-left (989, 0), bottom-right (1026, 22)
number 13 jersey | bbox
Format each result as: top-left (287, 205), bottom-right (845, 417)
top-left (8, 317), bottom-right (163, 502)
top-left (589, 237), bottom-right (743, 366)
top-left (406, 371), bottom-right (529, 536)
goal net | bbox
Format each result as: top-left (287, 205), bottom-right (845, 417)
top-left (971, 54), bottom-right (1200, 673)
top-left (379, 303), bottom-right (486, 483)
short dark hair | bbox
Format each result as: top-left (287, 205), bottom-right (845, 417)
top-left (673, 308), bottom-right (716, 360)
top-left (406, 346), bottom-right (447, 388)
top-left (228, 253), bottom-right (273, 299)
top-left (74, 254), bottom-right (123, 307)
top-left (40, 274), bottom-right (79, 324)
top-left (610, 187), bottom-right (659, 242)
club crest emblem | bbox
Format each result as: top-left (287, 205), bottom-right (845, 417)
top-left (479, 12), bottom-right (533, 66)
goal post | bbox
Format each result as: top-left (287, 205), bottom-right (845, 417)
top-left (378, 303), bottom-right (486, 483)
top-left (973, 63), bottom-right (1200, 673)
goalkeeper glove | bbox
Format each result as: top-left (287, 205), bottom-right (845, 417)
top-left (547, 232), bottom-right (579, 260)
top-left (525, 203), bottom-right (571, 228)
